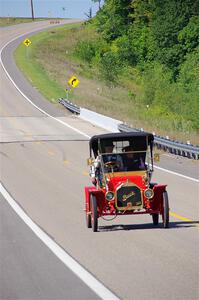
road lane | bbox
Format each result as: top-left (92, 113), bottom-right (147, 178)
top-left (0, 192), bottom-right (100, 300)
top-left (1, 138), bottom-right (198, 300)
top-left (0, 21), bottom-right (199, 300)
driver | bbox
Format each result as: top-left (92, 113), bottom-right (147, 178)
top-left (90, 140), bottom-right (123, 186)
top-left (102, 141), bottom-right (123, 172)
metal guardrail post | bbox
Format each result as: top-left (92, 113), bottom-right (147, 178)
top-left (58, 98), bottom-right (80, 114)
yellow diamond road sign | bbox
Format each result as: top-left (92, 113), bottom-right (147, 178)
top-left (23, 38), bottom-right (32, 47)
top-left (68, 76), bottom-right (80, 88)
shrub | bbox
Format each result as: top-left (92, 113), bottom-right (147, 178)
top-left (74, 40), bottom-right (96, 63)
top-left (111, 35), bottom-right (137, 66)
top-left (98, 51), bottom-right (122, 84)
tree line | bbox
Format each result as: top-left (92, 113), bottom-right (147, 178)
top-left (75, 0), bottom-right (199, 132)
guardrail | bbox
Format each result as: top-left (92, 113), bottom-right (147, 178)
top-left (59, 98), bottom-right (199, 160)
top-left (118, 124), bottom-right (199, 160)
top-left (59, 98), bottom-right (80, 114)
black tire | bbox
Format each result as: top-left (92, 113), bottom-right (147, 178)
top-left (152, 214), bottom-right (159, 226)
top-left (91, 194), bottom-right (98, 232)
top-left (86, 208), bottom-right (92, 228)
top-left (162, 191), bottom-right (169, 228)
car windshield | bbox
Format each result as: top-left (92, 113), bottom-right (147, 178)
top-left (101, 151), bottom-right (147, 173)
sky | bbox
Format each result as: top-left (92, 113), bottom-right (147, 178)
top-left (0, 0), bottom-right (104, 19)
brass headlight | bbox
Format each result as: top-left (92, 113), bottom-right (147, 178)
top-left (105, 191), bottom-right (115, 201)
top-left (144, 188), bottom-right (154, 199)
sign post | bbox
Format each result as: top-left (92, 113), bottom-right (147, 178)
top-left (23, 38), bottom-right (32, 59)
top-left (65, 89), bottom-right (69, 101)
top-left (66, 75), bottom-right (80, 102)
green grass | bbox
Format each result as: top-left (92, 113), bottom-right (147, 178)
top-left (14, 23), bottom-right (82, 103)
top-left (0, 17), bottom-right (47, 27)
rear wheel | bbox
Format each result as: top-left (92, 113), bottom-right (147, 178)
top-left (152, 214), bottom-right (159, 225)
top-left (86, 208), bottom-right (91, 228)
top-left (91, 194), bottom-right (98, 232)
top-left (162, 191), bottom-right (169, 228)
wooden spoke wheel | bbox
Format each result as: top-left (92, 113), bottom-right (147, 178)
top-left (90, 194), bottom-right (98, 232)
top-left (162, 191), bottom-right (169, 228)
top-left (86, 205), bottom-right (91, 228)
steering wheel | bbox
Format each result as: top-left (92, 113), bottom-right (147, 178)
top-left (104, 161), bottom-right (120, 171)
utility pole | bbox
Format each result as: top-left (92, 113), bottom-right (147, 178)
top-left (30, 0), bottom-right (35, 20)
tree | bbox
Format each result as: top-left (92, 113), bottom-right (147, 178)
top-left (92, 0), bottom-right (102, 10)
top-left (95, 0), bottom-right (133, 41)
top-left (84, 7), bottom-right (93, 20)
top-left (150, 0), bottom-right (199, 72)
top-left (178, 16), bottom-right (199, 54)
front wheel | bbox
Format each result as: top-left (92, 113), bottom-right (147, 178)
top-left (86, 210), bottom-right (91, 228)
top-left (162, 191), bottom-right (169, 228)
top-left (152, 214), bottom-right (159, 226)
top-left (90, 194), bottom-right (98, 232)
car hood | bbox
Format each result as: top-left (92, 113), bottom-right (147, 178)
top-left (106, 174), bottom-right (146, 191)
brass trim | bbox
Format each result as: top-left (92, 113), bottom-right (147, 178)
top-left (87, 157), bottom-right (94, 166)
top-left (104, 171), bottom-right (146, 180)
top-left (144, 188), bottom-right (154, 199)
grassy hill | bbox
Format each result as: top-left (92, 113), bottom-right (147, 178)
top-left (14, 2), bottom-right (199, 144)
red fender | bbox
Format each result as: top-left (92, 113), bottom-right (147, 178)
top-left (85, 186), bottom-right (97, 213)
top-left (150, 184), bottom-right (167, 211)
top-left (85, 186), bottom-right (105, 214)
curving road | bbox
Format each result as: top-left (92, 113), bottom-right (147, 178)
top-left (0, 21), bottom-right (199, 300)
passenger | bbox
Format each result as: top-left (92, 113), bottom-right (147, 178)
top-left (122, 146), bottom-right (145, 171)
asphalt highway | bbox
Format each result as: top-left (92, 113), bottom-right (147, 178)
top-left (0, 192), bottom-right (100, 300)
top-left (0, 20), bottom-right (199, 300)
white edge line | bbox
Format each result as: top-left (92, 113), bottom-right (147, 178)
top-left (0, 24), bottom-right (90, 140)
top-left (1, 27), bottom-right (198, 183)
top-left (0, 183), bottom-right (120, 300)
top-left (154, 165), bottom-right (199, 183)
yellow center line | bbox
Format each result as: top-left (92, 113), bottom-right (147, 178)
top-left (48, 151), bottom-right (55, 156)
top-left (169, 211), bottom-right (199, 227)
top-left (0, 106), bottom-right (8, 117)
top-left (82, 171), bottom-right (89, 176)
top-left (0, 106), bottom-right (33, 138)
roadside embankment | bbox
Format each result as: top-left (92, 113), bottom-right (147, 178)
top-left (14, 22), bottom-right (199, 144)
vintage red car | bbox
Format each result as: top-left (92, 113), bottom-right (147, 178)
top-left (85, 132), bottom-right (169, 232)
